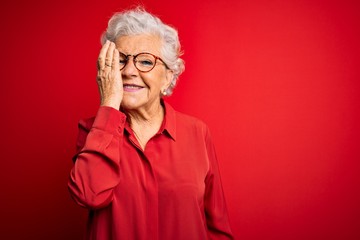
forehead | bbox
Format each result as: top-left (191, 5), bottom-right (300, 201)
top-left (115, 34), bottom-right (162, 55)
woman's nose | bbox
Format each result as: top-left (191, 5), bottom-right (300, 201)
top-left (121, 58), bottom-right (138, 77)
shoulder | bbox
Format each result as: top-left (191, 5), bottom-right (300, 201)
top-left (176, 110), bottom-right (206, 127)
top-left (174, 109), bottom-right (210, 138)
top-left (172, 109), bottom-right (215, 154)
top-left (165, 101), bottom-right (209, 135)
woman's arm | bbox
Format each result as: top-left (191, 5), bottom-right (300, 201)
top-left (204, 127), bottom-right (234, 239)
top-left (68, 106), bottom-right (125, 209)
top-left (68, 41), bottom-right (125, 209)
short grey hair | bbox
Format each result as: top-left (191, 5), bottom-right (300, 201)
top-left (101, 7), bottom-right (185, 96)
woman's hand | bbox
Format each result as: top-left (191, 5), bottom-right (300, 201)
top-left (96, 40), bottom-right (123, 110)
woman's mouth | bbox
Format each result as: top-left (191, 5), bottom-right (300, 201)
top-left (123, 84), bottom-right (144, 92)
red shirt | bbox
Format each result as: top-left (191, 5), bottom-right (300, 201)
top-left (68, 101), bottom-right (234, 240)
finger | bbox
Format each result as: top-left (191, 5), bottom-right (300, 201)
top-left (105, 42), bottom-right (115, 68)
top-left (96, 71), bottom-right (102, 82)
top-left (97, 40), bottom-right (110, 70)
top-left (112, 48), bottom-right (120, 71)
top-left (98, 40), bottom-right (110, 69)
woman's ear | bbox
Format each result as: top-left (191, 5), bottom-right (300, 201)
top-left (164, 69), bottom-right (174, 90)
top-left (160, 70), bottom-right (174, 96)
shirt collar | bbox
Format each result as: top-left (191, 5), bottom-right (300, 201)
top-left (123, 100), bottom-right (177, 141)
top-left (161, 100), bottom-right (177, 141)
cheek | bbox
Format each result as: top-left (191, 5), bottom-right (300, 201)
top-left (143, 71), bottom-right (167, 89)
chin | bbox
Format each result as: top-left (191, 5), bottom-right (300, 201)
top-left (121, 96), bottom-right (144, 111)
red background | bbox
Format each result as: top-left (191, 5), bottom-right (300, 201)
top-left (1, 0), bottom-right (359, 239)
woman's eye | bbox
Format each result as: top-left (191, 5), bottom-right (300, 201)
top-left (139, 60), bottom-right (154, 66)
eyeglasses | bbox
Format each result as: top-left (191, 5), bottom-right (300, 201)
top-left (119, 52), bottom-right (168, 72)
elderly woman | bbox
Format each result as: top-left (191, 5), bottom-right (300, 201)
top-left (68, 7), bottom-right (233, 240)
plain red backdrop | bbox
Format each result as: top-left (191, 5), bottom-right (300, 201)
top-left (1, 0), bottom-right (359, 239)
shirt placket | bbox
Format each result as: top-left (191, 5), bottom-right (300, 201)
top-left (128, 134), bottom-right (160, 240)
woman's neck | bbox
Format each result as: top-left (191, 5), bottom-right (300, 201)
top-left (124, 101), bottom-right (164, 126)
top-left (123, 102), bottom-right (165, 149)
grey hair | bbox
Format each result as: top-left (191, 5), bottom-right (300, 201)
top-left (101, 7), bottom-right (185, 96)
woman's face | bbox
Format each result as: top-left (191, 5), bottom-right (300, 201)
top-left (115, 34), bottom-right (173, 112)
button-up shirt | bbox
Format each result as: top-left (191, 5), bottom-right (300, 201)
top-left (68, 101), bottom-right (233, 240)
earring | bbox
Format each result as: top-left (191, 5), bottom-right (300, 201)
top-left (162, 89), bottom-right (167, 96)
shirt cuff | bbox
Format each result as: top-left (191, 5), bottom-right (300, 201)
top-left (92, 106), bottom-right (126, 134)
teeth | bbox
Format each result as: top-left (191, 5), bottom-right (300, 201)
top-left (124, 85), bottom-right (140, 88)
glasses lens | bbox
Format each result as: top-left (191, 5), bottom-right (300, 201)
top-left (135, 54), bottom-right (156, 72)
top-left (119, 53), bottom-right (127, 69)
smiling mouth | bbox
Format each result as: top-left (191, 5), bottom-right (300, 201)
top-left (123, 84), bottom-right (144, 92)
